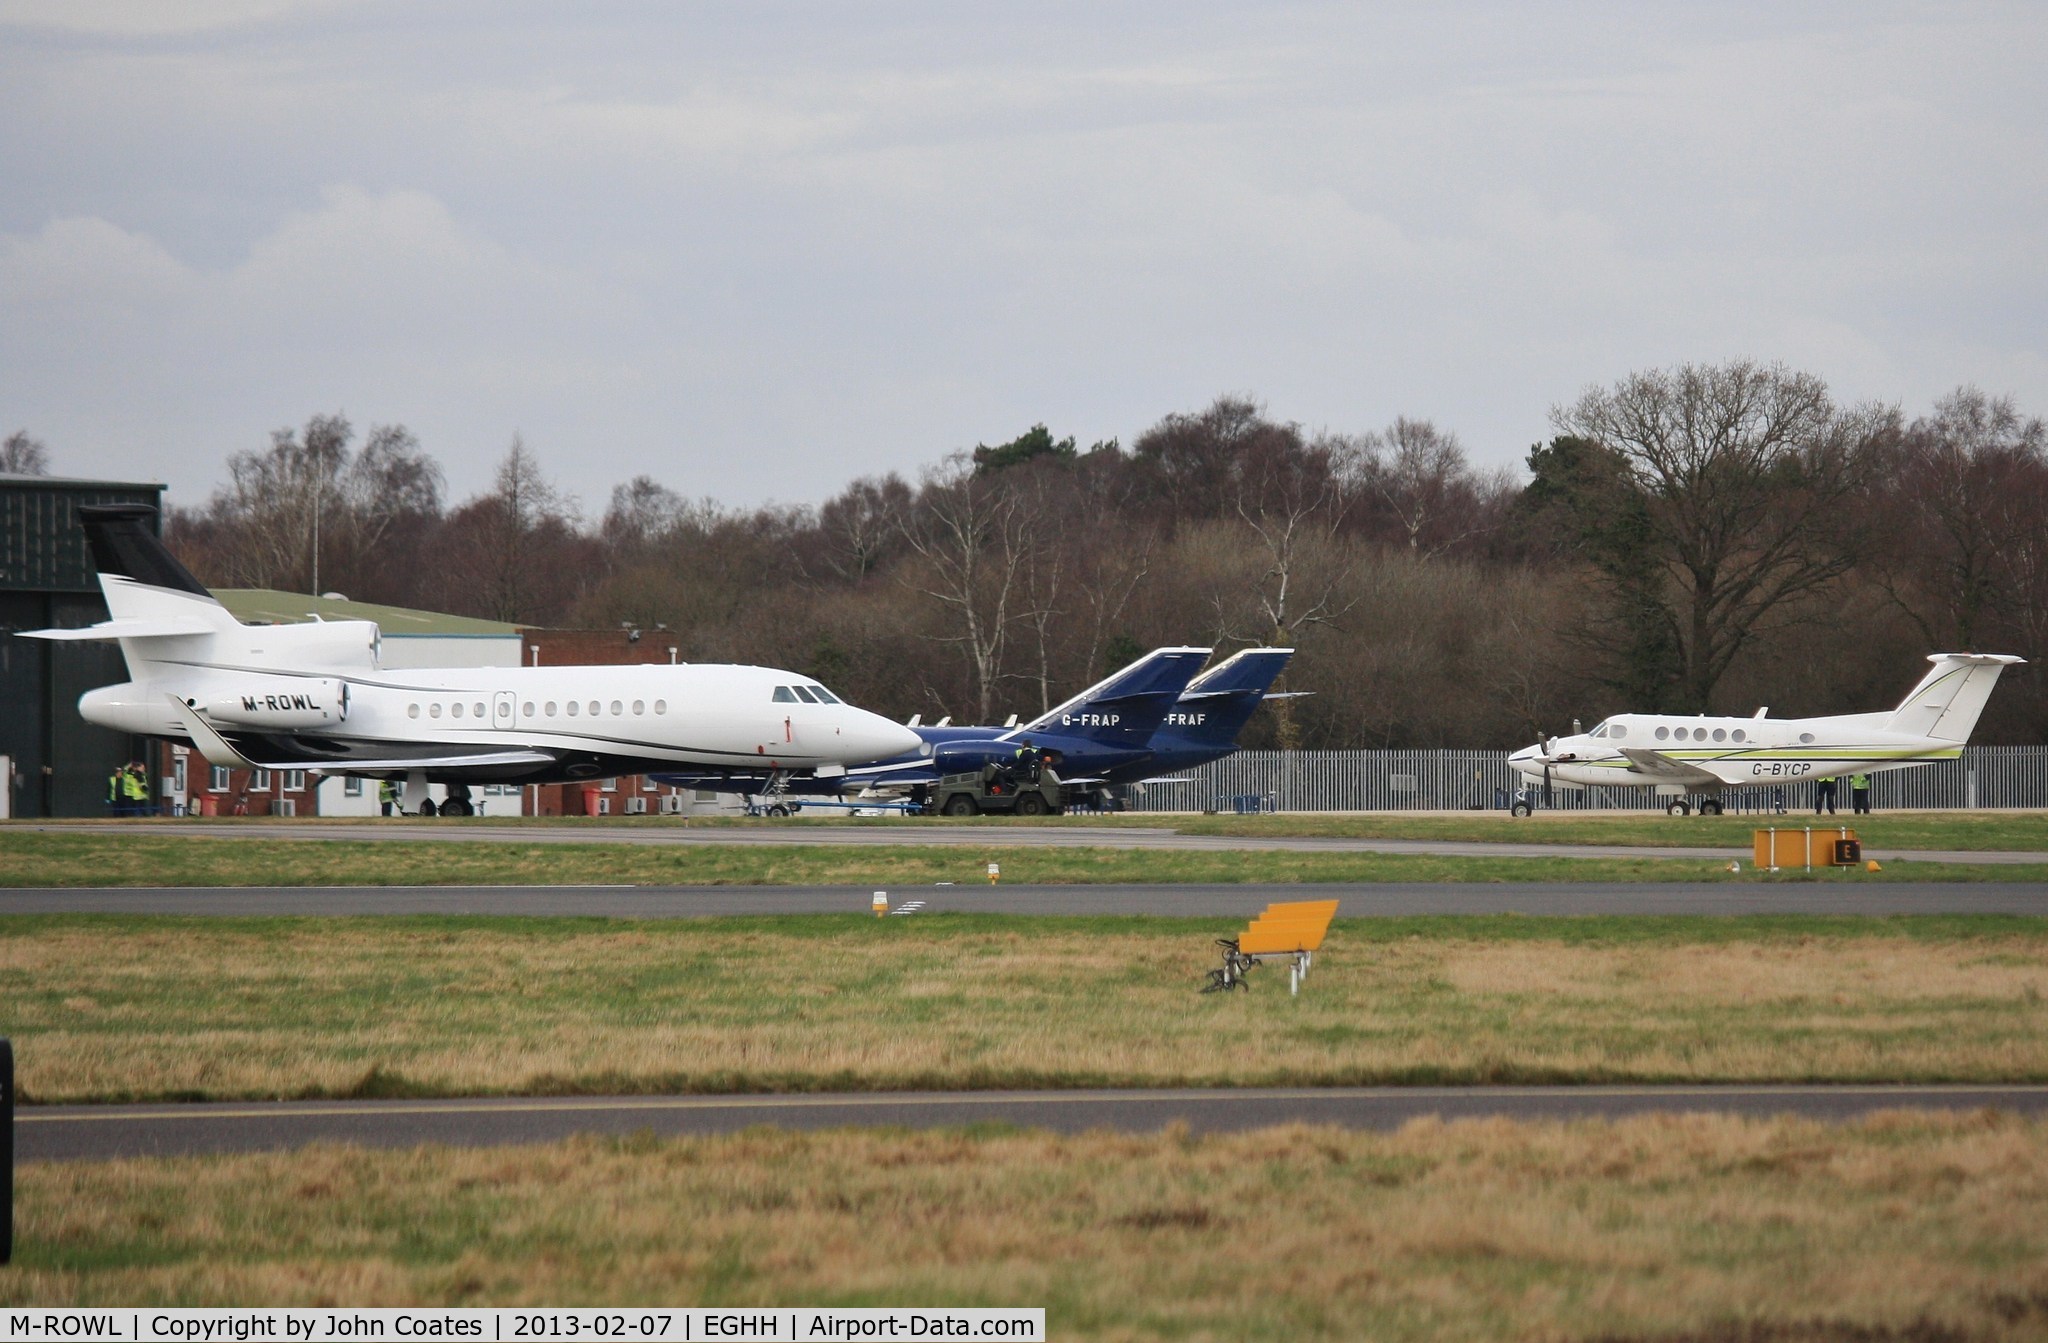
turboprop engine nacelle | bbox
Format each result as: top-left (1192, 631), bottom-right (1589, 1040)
top-left (204, 678), bottom-right (350, 729)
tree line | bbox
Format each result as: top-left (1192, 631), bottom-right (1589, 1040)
top-left (130, 360), bottom-right (2048, 747)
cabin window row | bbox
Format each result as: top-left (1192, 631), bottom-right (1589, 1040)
top-left (1653, 725), bottom-right (1748, 743)
top-left (405, 700), bottom-right (669, 719)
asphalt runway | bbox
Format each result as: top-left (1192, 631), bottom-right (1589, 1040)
top-left (27, 819), bottom-right (2048, 865)
top-left (6, 881), bottom-right (2047, 916)
top-left (22, 1086), bottom-right (2048, 1161)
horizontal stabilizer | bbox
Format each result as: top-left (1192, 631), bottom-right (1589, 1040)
top-left (19, 616), bottom-right (218, 642)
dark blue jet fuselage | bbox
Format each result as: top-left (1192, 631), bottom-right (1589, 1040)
top-left (650, 647), bottom-right (1215, 797)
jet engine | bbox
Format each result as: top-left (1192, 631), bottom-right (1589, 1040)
top-left (204, 678), bottom-right (350, 729)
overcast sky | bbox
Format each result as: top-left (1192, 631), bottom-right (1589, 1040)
top-left (2, 1), bottom-right (2043, 514)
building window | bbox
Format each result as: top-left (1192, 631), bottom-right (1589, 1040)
top-left (172, 755), bottom-right (187, 794)
top-left (643, 776), bottom-right (658, 791)
top-left (253, 769), bottom-right (271, 791)
top-left (285, 770), bottom-right (307, 791)
top-left (210, 766), bottom-right (230, 791)
top-left (344, 777), bottom-right (363, 797)
top-left (601, 777), bottom-right (617, 792)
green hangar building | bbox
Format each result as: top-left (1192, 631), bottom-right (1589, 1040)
top-left (0, 471), bottom-right (167, 818)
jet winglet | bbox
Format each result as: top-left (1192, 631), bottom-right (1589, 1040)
top-left (164, 694), bottom-right (257, 769)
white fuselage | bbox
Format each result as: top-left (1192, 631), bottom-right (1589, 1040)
top-left (71, 584), bottom-right (919, 780)
top-left (1509, 653), bottom-right (2021, 798)
top-left (1509, 711), bottom-right (1957, 792)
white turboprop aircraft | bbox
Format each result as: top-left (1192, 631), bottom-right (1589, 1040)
top-left (21, 504), bottom-right (921, 815)
top-left (1508, 653), bottom-right (2024, 816)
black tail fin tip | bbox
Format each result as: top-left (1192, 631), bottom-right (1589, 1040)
top-left (76, 504), bottom-right (212, 597)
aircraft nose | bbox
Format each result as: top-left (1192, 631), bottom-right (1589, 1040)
top-left (843, 710), bottom-right (922, 761)
top-left (1508, 744), bottom-right (1544, 778)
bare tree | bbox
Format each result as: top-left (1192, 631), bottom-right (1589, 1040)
top-left (1354, 418), bottom-right (1508, 557)
top-left (1872, 387), bottom-right (2047, 650)
top-left (1, 429), bottom-right (50, 474)
top-left (466, 435), bottom-right (574, 623)
top-left (895, 455), bottom-right (1038, 721)
top-left (815, 475), bottom-right (912, 583)
top-left (1547, 361), bottom-right (1894, 710)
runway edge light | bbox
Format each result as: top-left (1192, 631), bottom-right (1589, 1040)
top-left (873, 891), bottom-right (888, 917)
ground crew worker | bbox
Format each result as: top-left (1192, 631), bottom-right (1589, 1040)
top-left (1850, 772), bottom-right (1872, 815)
top-left (1814, 775), bottom-right (1838, 815)
top-left (121, 762), bottom-right (150, 816)
top-left (1014, 739), bottom-right (1041, 784)
top-left (106, 766), bottom-right (126, 816)
top-left (378, 779), bottom-right (398, 817)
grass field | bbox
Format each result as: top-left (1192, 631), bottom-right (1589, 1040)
top-left (7, 831), bottom-right (2048, 888)
top-left (10, 1112), bottom-right (2048, 1341)
top-left (8, 914), bottom-right (2048, 1102)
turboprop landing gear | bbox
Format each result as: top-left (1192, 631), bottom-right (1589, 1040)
top-left (1666, 799), bottom-right (1690, 816)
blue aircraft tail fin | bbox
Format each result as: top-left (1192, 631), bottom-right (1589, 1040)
top-left (1013, 646), bottom-right (1211, 749)
top-left (1158, 647), bottom-right (1294, 745)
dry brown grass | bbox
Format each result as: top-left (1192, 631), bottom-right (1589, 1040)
top-left (10, 1112), bottom-right (2048, 1340)
top-left (8, 917), bottom-right (2048, 1100)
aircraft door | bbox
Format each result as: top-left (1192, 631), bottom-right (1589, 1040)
top-left (493, 691), bottom-right (516, 730)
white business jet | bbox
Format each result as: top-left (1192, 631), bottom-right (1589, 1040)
top-left (1508, 653), bottom-right (2024, 816)
top-left (21, 505), bottom-right (920, 815)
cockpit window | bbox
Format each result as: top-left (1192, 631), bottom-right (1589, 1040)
top-left (791, 685), bottom-right (821, 704)
top-left (772, 686), bottom-right (799, 703)
top-left (808, 684), bottom-right (841, 704)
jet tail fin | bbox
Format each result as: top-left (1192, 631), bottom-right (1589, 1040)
top-left (72, 504), bottom-right (237, 629)
top-left (1884, 653), bottom-right (2025, 741)
top-left (1015, 646), bottom-right (1212, 747)
top-left (1159, 647), bottom-right (1295, 746)
top-left (19, 506), bottom-right (237, 665)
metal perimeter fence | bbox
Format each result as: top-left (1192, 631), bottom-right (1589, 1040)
top-left (1121, 746), bottom-right (2048, 814)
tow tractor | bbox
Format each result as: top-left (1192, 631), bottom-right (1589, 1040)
top-left (923, 765), bottom-right (1065, 817)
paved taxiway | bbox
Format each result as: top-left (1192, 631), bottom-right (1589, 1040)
top-left (6, 881), bottom-right (2046, 916)
top-left (27, 820), bottom-right (2047, 865)
top-left (23, 1086), bottom-right (2048, 1161)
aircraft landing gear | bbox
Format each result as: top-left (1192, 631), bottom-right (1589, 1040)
top-left (1698, 797), bottom-right (1724, 816)
top-left (418, 798), bottom-right (437, 817)
top-left (1510, 797), bottom-right (1534, 817)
